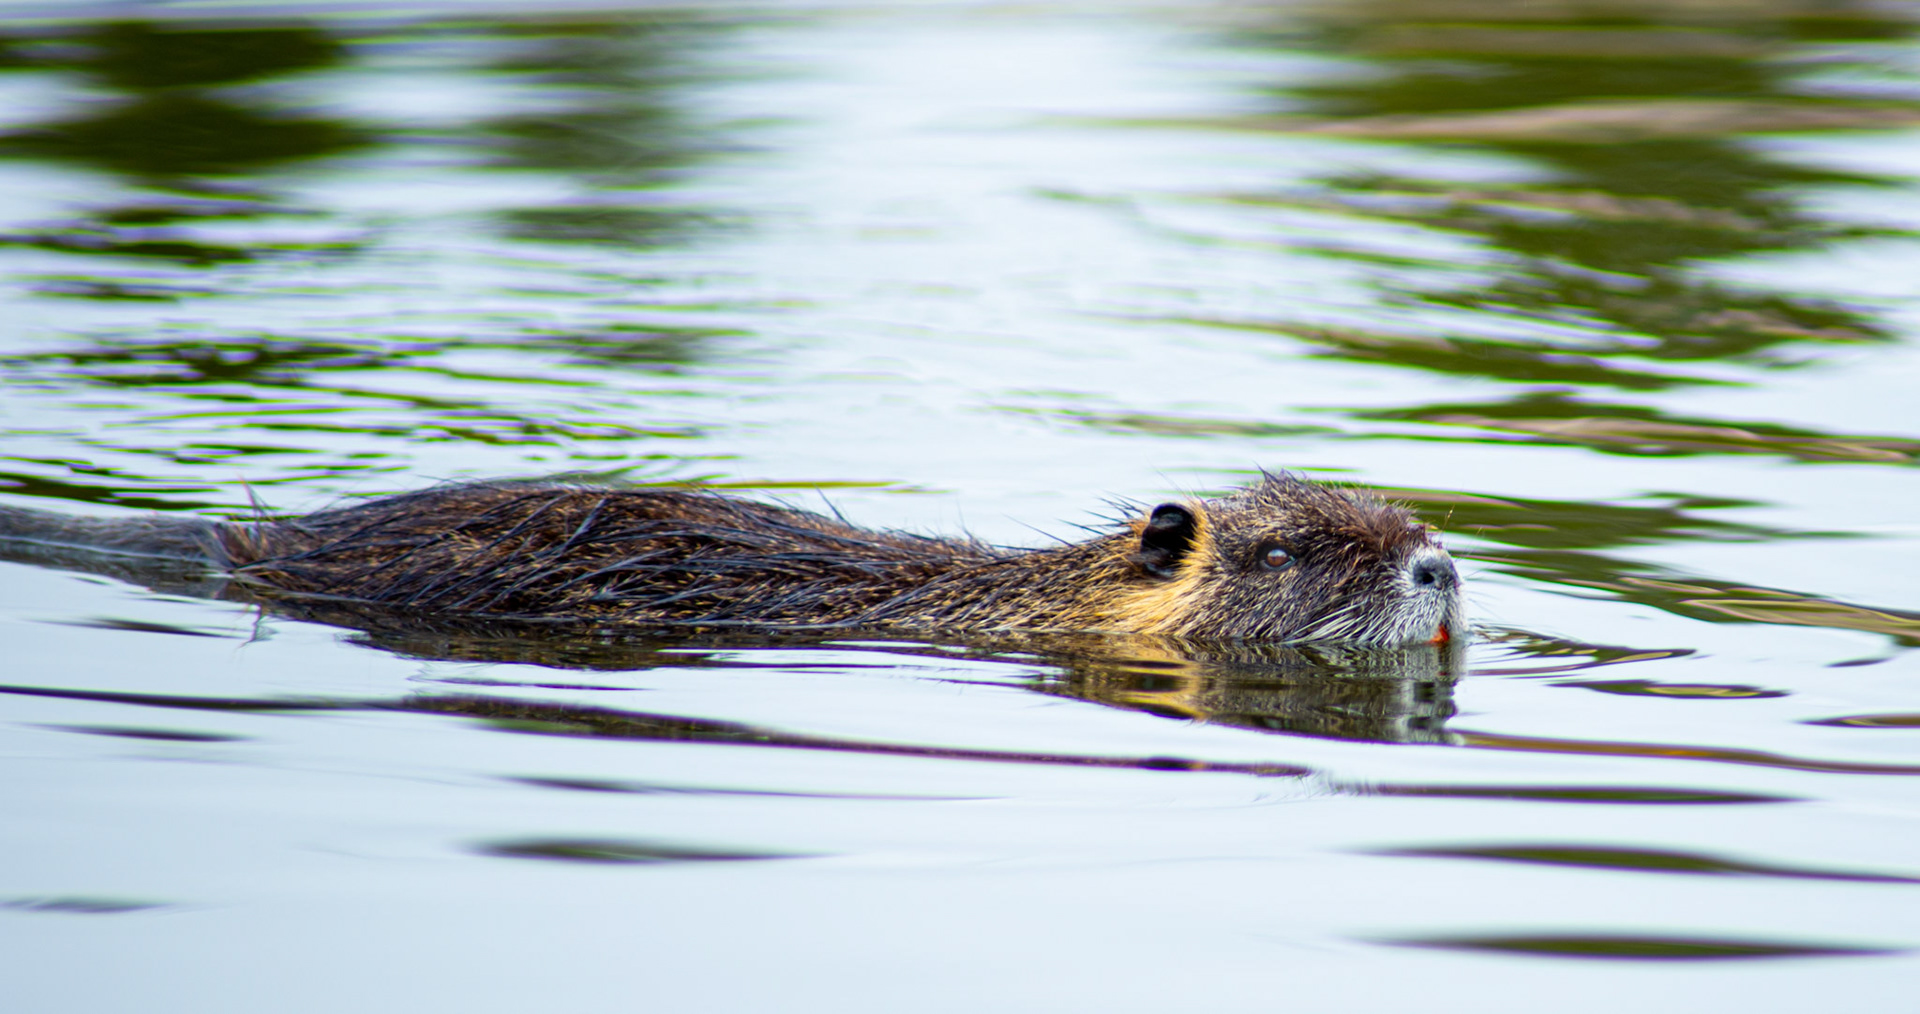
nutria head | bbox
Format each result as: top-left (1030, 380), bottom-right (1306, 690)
top-left (1118, 473), bottom-right (1463, 646)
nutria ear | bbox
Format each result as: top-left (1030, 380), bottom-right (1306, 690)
top-left (1136, 503), bottom-right (1197, 578)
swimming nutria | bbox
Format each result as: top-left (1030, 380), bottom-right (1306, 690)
top-left (0, 472), bottom-right (1463, 645)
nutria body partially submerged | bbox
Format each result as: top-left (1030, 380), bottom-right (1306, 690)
top-left (0, 473), bottom-right (1463, 645)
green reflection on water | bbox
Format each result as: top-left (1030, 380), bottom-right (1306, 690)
top-left (0, 20), bottom-right (370, 273)
top-left (1358, 392), bottom-right (1920, 463)
top-left (1371, 842), bottom-right (1920, 882)
top-left (1387, 932), bottom-right (1900, 960)
top-left (479, 16), bottom-right (729, 248)
top-left (0, 22), bottom-right (361, 179)
top-left (0, 12), bottom-right (753, 506)
top-left (1168, 1), bottom-right (1917, 462)
top-left (0, 12), bottom-right (730, 321)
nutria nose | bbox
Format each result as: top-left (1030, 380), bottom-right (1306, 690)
top-left (1408, 550), bottom-right (1457, 591)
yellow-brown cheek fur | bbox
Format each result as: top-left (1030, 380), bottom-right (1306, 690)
top-left (1102, 502), bottom-right (1217, 635)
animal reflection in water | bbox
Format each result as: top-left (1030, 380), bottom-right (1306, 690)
top-left (328, 626), bottom-right (1465, 748)
top-left (1043, 634), bottom-right (1460, 745)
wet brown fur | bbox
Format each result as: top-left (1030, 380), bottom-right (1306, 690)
top-left (0, 473), bottom-right (1462, 643)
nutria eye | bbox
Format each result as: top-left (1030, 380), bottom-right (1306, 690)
top-left (1261, 546), bottom-right (1294, 571)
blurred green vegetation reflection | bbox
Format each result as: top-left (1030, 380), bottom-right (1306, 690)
top-left (5, 22), bottom-right (360, 178)
top-left (1173, 0), bottom-right (1918, 455)
top-left (0, 12), bottom-right (724, 286)
top-left (0, 11), bottom-right (747, 507)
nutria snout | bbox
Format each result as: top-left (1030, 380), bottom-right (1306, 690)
top-left (0, 471), bottom-right (1464, 645)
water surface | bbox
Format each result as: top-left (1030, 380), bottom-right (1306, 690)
top-left (3, 1), bottom-right (1920, 1010)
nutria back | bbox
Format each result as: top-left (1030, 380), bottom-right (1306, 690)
top-left (223, 483), bottom-right (1002, 627)
top-left (0, 472), bottom-right (1464, 645)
